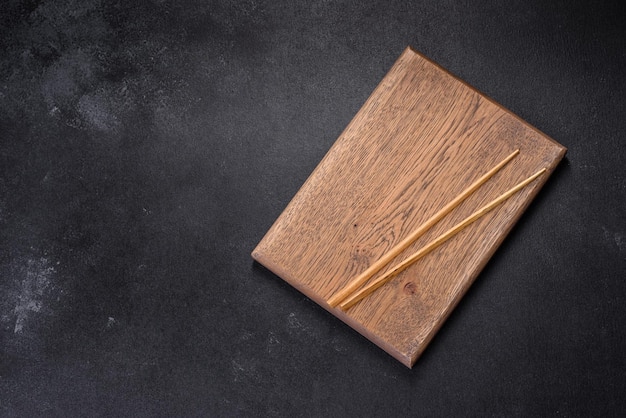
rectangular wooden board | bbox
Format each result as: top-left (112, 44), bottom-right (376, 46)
top-left (252, 47), bottom-right (566, 368)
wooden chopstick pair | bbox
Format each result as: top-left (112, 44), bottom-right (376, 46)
top-left (327, 149), bottom-right (546, 311)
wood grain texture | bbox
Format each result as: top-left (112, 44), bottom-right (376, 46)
top-left (327, 149), bottom-right (520, 308)
top-left (338, 167), bottom-right (547, 311)
top-left (252, 47), bottom-right (566, 368)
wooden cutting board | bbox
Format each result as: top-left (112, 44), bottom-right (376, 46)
top-left (252, 47), bottom-right (566, 368)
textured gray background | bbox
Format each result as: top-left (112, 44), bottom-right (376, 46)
top-left (1, 0), bottom-right (625, 416)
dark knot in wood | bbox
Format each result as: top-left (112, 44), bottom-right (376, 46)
top-left (403, 282), bottom-right (417, 295)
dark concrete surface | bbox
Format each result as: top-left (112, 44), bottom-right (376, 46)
top-left (1, 0), bottom-right (625, 416)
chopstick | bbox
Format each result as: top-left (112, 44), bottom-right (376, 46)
top-left (326, 149), bottom-right (520, 308)
top-left (338, 167), bottom-right (547, 310)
